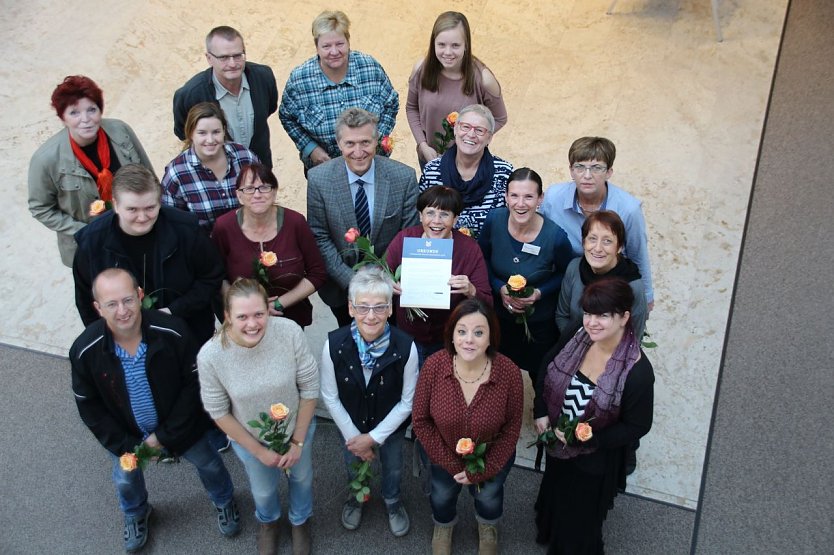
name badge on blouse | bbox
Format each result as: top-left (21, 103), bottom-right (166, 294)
top-left (521, 243), bottom-right (541, 256)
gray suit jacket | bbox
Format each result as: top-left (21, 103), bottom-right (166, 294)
top-left (307, 155), bottom-right (419, 307)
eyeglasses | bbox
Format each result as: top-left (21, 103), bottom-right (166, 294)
top-left (456, 122), bottom-right (490, 137)
top-left (238, 185), bottom-right (275, 195)
top-left (208, 51), bottom-right (246, 63)
top-left (571, 163), bottom-right (609, 175)
top-left (100, 296), bottom-right (138, 313)
top-left (351, 303), bottom-right (390, 315)
top-left (422, 208), bottom-right (455, 221)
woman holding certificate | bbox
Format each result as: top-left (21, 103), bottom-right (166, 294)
top-left (385, 186), bottom-right (492, 367)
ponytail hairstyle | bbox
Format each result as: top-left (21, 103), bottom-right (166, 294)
top-left (219, 277), bottom-right (269, 348)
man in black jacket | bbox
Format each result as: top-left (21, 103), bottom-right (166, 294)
top-left (173, 25), bottom-right (278, 167)
top-left (70, 268), bottom-right (239, 552)
top-left (73, 164), bottom-right (223, 347)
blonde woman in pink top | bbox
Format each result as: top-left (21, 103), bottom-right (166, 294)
top-left (406, 11), bottom-right (508, 167)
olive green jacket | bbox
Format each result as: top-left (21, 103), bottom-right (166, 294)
top-left (28, 118), bottom-right (155, 266)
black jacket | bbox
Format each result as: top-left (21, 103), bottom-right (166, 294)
top-left (69, 310), bottom-right (211, 456)
top-left (328, 325), bottom-right (414, 434)
top-left (173, 62), bottom-right (279, 167)
top-left (73, 206), bottom-right (223, 346)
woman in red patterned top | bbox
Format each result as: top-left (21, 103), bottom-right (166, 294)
top-left (412, 298), bottom-right (523, 555)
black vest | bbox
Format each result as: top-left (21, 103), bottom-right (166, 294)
top-left (328, 325), bottom-right (414, 434)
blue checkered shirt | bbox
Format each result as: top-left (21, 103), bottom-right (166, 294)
top-left (279, 50), bottom-right (399, 160)
top-left (161, 142), bottom-right (260, 230)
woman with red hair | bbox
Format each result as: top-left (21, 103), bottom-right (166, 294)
top-left (28, 75), bottom-right (155, 266)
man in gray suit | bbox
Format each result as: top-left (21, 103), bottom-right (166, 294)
top-left (307, 108), bottom-right (419, 326)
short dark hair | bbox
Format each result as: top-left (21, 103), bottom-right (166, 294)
top-left (506, 167), bottom-right (543, 195)
top-left (51, 75), bottom-right (104, 118)
top-left (568, 136), bottom-right (616, 167)
top-left (206, 26), bottom-right (245, 51)
top-left (580, 277), bottom-right (634, 316)
top-left (581, 210), bottom-right (626, 250)
top-left (417, 187), bottom-right (463, 216)
top-left (236, 162), bottom-right (278, 190)
top-left (444, 298), bottom-right (500, 358)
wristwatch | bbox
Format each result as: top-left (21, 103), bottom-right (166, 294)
top-left (290, 438), bottom-right (304, 448)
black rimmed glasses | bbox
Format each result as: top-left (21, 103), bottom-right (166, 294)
top-left (351, 303), bottom-right (390, 315)
top-left (238, 185), bottom-right (275, 195)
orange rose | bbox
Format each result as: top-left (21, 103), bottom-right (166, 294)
top-left (446, 111), bottom-right (459, 125)
top-left (344, 227), bottom-right (360, 243)
top-left (575, 422), bottom-right (593, 442)
top-left (119, 453), bottom-right (138, 472)
top-left (380, 135), bottom-right (394, 154)
top-left (259, 251), bottom-right (278, 267)
top-left (455, 437), bottom-right (475, 455)
top-left (458, 227), bottom-right (472, 237)
top-left (507, 274), bottom-right (527, 292)
top-left (89, 199), bottom-right (106, 216)
top-left (269, 403), bottom-right (289, 421)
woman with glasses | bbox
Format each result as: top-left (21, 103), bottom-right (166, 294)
top-left (419, 104), bottom-right (512, 238)
top-left (556, 210), bottom-right (648, 342)
top-left (540, 136), bottom-right (654, 310)
top-left (385, 186), bottom-right (492, 367)
top-left (162, 102), bottom-right (260, 232)
top-left (28, 75), bottom-right (155, 266)
top-left (406, 11), bottom-right (507, 167)
top-left (211, 162), bottom-right (327, 329)
top-left (319, 266), bottom-right (418, 538)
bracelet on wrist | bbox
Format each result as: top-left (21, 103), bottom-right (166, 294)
top-left (273, 298), bottom-right (284, 311)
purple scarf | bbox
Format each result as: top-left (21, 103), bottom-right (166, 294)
top-left (542, 326), bottom-right (640, 459)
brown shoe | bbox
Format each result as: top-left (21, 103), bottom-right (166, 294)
top-left (257, 520), bottom-right (280, 555)
top-left (478, 522), bottom-right (498, 555)
top-left (431, 524), bottom-right (454, 555)
top-left (291, 520), bottom-right (312, 555)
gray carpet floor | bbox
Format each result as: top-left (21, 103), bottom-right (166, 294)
top-left (0, 344), bottom-right (693, 554)
top-left (5, 1), bottom-right (831, 553)
top-left (692, 0), bottom-right (834, 553)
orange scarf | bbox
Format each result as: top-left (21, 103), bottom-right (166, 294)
top-left (69, 127), bottom-right (113, 202)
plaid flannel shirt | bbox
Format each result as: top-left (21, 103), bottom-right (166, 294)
top-left (161, 142), bottom-right (259, 230)
top-left (279, 50), bottom-right (399, 160)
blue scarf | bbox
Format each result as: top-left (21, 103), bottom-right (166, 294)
top-left (439, 144), bottom-right (496, 208)
top-left (350, 321), bottom-right (391, 371)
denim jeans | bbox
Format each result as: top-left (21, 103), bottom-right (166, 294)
top-left (110, 431), bottom-right (235, 518)
top-left (429, 452), bottom-right (515, 525)
top-left (342, 428), bottom-right (405, 505)
top-left (231, 418), bottom-right (316, 525)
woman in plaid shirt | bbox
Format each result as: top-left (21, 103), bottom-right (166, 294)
top-left (162, 102), bottom-right (259, 232)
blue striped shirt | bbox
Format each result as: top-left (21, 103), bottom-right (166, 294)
top-left (115, 341), bottom-right (158, 438)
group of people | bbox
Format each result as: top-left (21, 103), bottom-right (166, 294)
top-left (32, 8), bottom-right (657, 555)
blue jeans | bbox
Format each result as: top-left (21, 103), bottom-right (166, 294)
top-left (231, 418), bottom-right (316, 525)
top-left (110, 431), bottom-right (234, 518)
top-left (342, 428), bottom-right (405, 505)
top-left (429, 453), bottom-right (515, 525)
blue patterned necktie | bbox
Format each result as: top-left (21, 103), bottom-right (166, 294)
top-left (354, 178), bottom-right (371, 237)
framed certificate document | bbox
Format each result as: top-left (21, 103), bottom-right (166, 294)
top-left (399, 237), bottom-right (453, 310)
